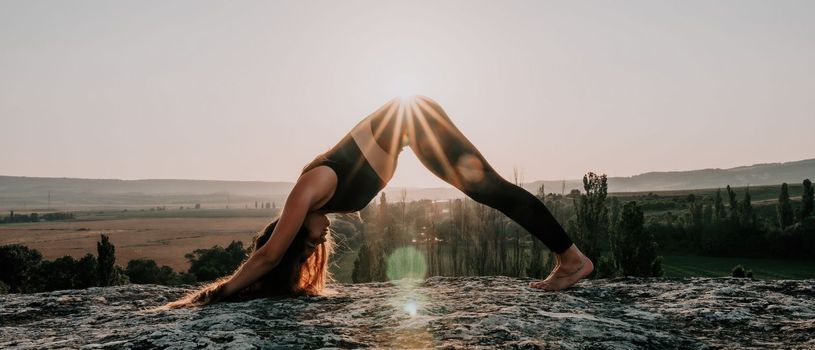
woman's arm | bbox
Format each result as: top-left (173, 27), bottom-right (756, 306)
top-left (217, 175), bottom-right (325, 299)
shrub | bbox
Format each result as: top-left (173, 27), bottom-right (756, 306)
top-left (185, 241), bottom-right (246, 282)
top-left (126, 259), bottom-right (183, 285)
top-left (0, 244), bottom-right (43, 293)
top-left (731, 264), bottom-right (753, 278)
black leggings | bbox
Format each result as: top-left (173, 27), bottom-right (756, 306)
top-left (369, 96), bottom-right (574, 254)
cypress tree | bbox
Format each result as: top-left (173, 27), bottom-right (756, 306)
top-left (686, 194), bottom-right (703, 229)
top-left (801, 179), bottom-right (814, 220)
top-left (726, 185), bottom-right (738, 223)
top-left (713, 188), bottom-right (726, 223)
top-left (97, 234), bottom-right (115, 287)
top-left (740, 186), bottom-right (754, 228)
top-left (778, 183), bottom-right (794, 230)
top-left (702, 198), bottom-right (713, 226)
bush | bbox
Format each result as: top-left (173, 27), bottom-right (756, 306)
top-left (126, 259), bottom-right (184, 285)
top-left (185, 241), bottom-right (246, 282)
top-left (36, 255), bottom-right (80, 292)
top-left (73, 254), bottom-right (98, 288)
top-left (33, 253), bottom-right (99, 292)
top-left (731, 264), bottom-right (753, 278)
top-left (0, 245), bottom-right (43, 293)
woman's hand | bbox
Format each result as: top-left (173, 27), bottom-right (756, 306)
top-left (189, 283), bottom-right (227, 306)
top-left (160, 281), bottom-right (228, 309)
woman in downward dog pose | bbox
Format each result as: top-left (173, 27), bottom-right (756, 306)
top-left (164, 95), bottom-right (593, 308)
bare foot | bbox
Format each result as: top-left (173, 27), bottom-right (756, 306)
top-left (529, 245), bottom-right (594, 291)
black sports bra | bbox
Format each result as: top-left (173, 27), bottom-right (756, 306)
top-left (300, 133), bottom-right (386, 213)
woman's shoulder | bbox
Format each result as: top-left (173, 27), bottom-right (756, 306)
top-left (300, 164), bottom-right (337, 183)
top-left (297, 164), bottom-right (339, 209)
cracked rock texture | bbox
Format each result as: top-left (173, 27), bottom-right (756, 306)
top-left (1, 276), bottom-right (813, 349)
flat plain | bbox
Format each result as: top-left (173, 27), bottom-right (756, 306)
top-left (0, 211), bottom-right (275, 272)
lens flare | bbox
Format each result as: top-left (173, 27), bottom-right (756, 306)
top-left (403, 302), bottom-right (418, 317)
top-left (386, 246), bottom-right (427, 281)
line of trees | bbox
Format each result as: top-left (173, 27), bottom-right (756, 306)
top-left (351, 171), bottom-right (664, 283)
top-left (349, 174), bottom-right (814, 283)
top-left (649, 179), bottom-right (815, 259)
top-left (0, 235), bottom-right (247, 294)
top-left (1, 211), bottom-right (75, 224)
top-left (0, 234), bottom-right (127, 293)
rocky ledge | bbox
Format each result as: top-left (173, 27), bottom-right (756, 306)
top-left (1, 276), bottom-right (813, 349)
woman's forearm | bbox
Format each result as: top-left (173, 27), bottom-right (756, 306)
top-left (221, 251), bottom-right (279, 297)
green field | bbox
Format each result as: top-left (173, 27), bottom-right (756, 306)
top-left (662, 255), bottom-right (815, 280)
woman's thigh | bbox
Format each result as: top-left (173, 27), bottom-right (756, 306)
top-left (405, 96), bottom-right (500, 192)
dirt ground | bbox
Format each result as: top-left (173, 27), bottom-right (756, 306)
top-left (0, 217), bottom-right (274, 272)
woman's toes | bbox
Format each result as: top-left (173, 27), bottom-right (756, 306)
top-left (529, 280), bottom-right (549, 289)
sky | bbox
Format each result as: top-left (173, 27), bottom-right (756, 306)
top-left (1, 0), bottom-right (813, 188)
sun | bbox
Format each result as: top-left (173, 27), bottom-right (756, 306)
top-left (397, 94), bottom-right (417, 103)
top-left (387, 73), bottom-right (422, 101)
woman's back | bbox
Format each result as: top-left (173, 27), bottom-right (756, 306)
top-left (300, 132), bottom-right (387, 213)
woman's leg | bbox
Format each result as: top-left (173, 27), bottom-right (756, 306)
top-left (403, 95), bottom-right (574, 253)
top-left (401, 95), bottom-right (593, 290)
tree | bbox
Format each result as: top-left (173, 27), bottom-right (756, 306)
top-left (571, 172), bottom-right (610, 277)
top-left (608, 201), bottom-right (663, 277)
top-left (126, 259), bottom-right (161, 284)
top-left (702, 198), bottom-right (713, 226)
top-left (777, 183), bottom-right (794, 230)
top-left (97, 234), bottom-right (116, 286)
top-left (73, 254), bottom-right (98, 288)
top-left (726, 185), bottom-right (738, 222)
top-left (36, 255), bottom-right (78, 291)
top-left (0, 244), bottom-right (43, 293)
top-left (713, 188), bottom-right (726, 223)
top-left (740, 186), bottom-right (754, 228)
top-left (33, 252), bottom-right (99, 292)
top-left (686, 194), bottom-right (703, 243)
top-left (801, 179), bottom-right (814, 220)
top-left (185, 241), bottom-right (247, 282)
top-left (609, 196), bottom-right (621, 228)
top-left (352, 242), bottom-right (375, 283)
top-left (126, 259), bottom-right (180, 285)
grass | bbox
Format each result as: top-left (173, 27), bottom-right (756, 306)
top-left (662, 255), bottom-right (815, 280)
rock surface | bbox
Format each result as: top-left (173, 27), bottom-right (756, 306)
top-left (1, 276), bottom-right (813, 349)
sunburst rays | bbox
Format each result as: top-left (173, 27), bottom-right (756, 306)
top-left (406, 96), bottom-right (466, 190)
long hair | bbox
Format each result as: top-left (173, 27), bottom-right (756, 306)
top-left (160, 216), bottom-right (336, 309)
top-left (237, 218), bottom-right (336, 298)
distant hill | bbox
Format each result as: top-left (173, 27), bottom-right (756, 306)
top-left (527, 157), bottom-right (815, 194)
top-left (0, 177), bottom-right (295, 210)
top-left (1, 157), bottom-right (813, 210)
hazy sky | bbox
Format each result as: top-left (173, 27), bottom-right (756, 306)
top-left (1, 1), bottom-right (813, 188)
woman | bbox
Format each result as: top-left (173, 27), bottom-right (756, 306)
top-left (164, 95), bottom-right (593, 308)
